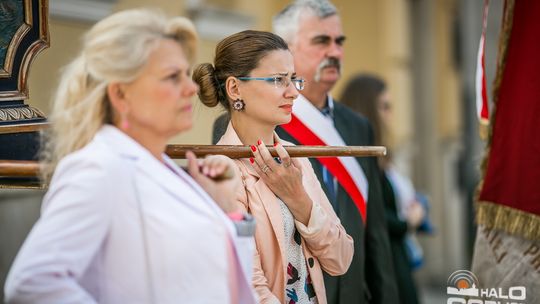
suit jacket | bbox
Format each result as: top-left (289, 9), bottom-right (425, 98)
top-left (276, 100), bottom-right (399, 304)
top-left (217, 123), bottom-right (354, 304)
top-left (5, 125), bottom-right (256, 304)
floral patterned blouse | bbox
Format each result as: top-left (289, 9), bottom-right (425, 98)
top-left (278, 199), bottom-right (318, 304)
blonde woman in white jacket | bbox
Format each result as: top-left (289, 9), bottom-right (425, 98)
top-left (4, 9), bottom-right (257, 304)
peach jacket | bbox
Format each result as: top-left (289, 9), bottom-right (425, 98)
top-left (218, 123), bottom-right (354, 304)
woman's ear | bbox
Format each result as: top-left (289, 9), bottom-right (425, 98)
top-left (107, 83), bottom-right (132, 130)
top-left (225, 76), bottom-right (242, 101)
top-left (107, 82), bottom-right (128, 113)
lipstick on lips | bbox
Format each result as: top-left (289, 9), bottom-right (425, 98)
top-left (279, 104), bottom-right (293, 113)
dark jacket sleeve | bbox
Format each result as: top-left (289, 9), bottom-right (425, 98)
top-left (364, 157), bottom-right (399, 303)
top-left (381, 173), bottom-right (409, 238)
top-left (340, 105), bottom-right (399, 304)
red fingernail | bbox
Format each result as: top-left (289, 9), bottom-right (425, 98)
top-left (249, 157), bottom-right (254, 164)
top-left (274, 142), bottom-right (278, 147)
top-left (250, 145), bottom-right (256, 152)
top-left (257, 139), bottom-right (262, 145)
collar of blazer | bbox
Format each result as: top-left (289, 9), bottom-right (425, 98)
top-left (95, 125), bottom-right (225, 220)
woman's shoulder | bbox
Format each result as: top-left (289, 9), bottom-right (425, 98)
top-left (43, 139), bottom-right (132, 213)
top-left (51, 139), bottom-right (131, 188)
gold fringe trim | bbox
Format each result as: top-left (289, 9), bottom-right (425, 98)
top-left (476, 201), bottom-right (540, 241)
top-left (473, 1), bottom-right (538, 241)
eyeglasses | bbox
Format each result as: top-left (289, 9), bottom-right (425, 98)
top-left (237, 76), bottom-right (305, 91)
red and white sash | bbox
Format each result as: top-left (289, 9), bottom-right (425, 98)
top-left (281, 95), bottom-right (369, 222)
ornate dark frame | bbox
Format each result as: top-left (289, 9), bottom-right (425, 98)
top-left (0, 0), bottom-right (49, 174)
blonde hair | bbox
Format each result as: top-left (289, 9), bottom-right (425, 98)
top-left (40, 9), bottom-right (197, 181)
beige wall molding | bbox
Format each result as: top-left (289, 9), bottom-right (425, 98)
top-left (187, 0), bottom-right (254, 41)
top-left (50, 0), bottom-right (116, 23)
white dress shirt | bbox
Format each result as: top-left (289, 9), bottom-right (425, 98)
top-left (4, 125), bottom-right (257, 304)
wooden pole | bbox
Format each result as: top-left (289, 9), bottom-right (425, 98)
top-left (165, 144), bottom-right (386, 159)
top-left (0, 145), bottom-right (386, 178)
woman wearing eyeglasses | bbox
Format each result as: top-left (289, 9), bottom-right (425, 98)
top-left (193, 30), bottom-right (353, 304)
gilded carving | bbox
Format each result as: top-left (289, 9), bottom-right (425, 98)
top-left (0, 105), bottom-right (45, 121)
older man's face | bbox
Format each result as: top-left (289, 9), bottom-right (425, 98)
top-left (289, 14), bottom-right (345, 91)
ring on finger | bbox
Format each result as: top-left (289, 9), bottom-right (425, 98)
top-left (262, 165), bottom-right (271, 173)
top-left (283, 162), bottom-right (291, 168)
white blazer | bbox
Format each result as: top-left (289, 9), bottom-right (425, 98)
top-left (4, 125), bottom-right (257, 304)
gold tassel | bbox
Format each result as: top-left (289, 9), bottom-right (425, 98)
top-left (476, 201), bottom-right (540, 241)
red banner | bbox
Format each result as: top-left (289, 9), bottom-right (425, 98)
top-left (478, 0), bottom-right (540, 217)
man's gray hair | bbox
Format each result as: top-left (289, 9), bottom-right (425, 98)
top-left (272, 0), bottom-right (338, 43)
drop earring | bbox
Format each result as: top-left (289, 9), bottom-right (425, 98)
top-left (120, 111), bottom-right (129, 130)
top-left (232, 98), bottom-right (245, 111)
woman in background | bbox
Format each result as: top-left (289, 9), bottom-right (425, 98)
top-left (340, 73), bottom-right (427, 304)
top-left (4, 9), bottom-right (256, 304)
top-left (193, 30), bottom-right (353, 304)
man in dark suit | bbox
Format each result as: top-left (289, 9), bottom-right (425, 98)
top-left (272, 1), bottom-right (398, 303)
top-left (212, 1), bottom-right (398, 303)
